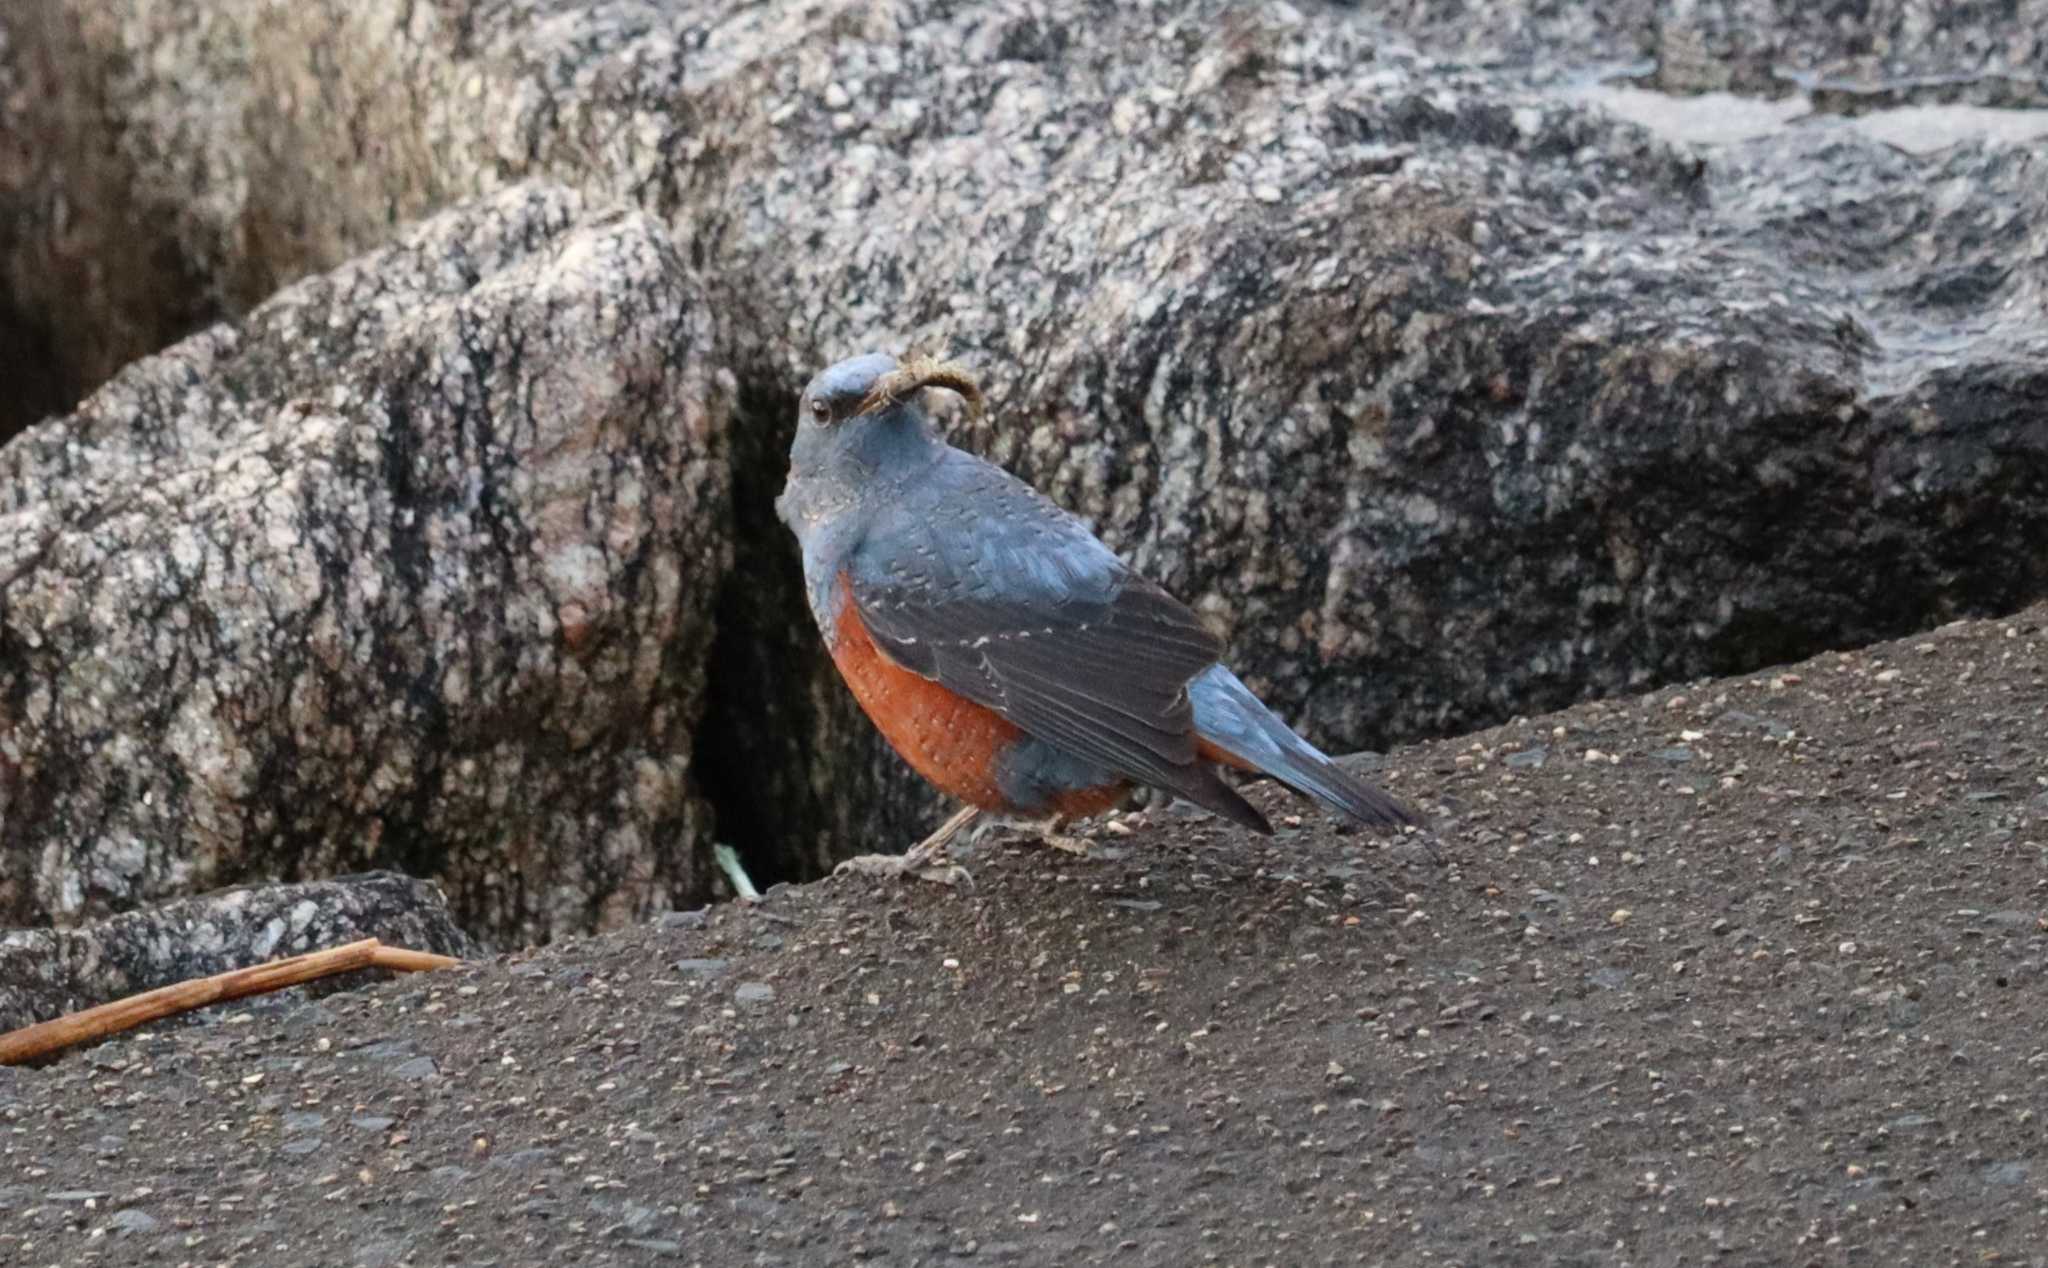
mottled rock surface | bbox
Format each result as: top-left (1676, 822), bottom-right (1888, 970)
top-left (3, 0), bottom-right (2046, 886)
top-left (1, 183), bottom-right (731, 943)
top-left (1370, 0), bottom-right (2048, 98)
top-left (0, 872), bottom-right (475, 1033)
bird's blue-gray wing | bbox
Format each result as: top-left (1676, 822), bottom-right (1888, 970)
top-left (843, 453), bottom-right (1266, 829)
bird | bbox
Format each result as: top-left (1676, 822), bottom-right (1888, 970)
top-left (775, 352), bottom-right (1421, 882)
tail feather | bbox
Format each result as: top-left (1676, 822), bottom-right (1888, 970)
top-left (1188, 665), bottom-right (1420, 830)
top-left (1183, 762), bottom-right (1275, 835)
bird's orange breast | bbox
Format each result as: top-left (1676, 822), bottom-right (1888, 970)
top-left (827, 585), bottom-right (1022, 810)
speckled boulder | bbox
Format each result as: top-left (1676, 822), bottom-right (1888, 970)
top-left (3, 0), bottom-right (2045, 879)
top-left (0, 184), bottom-right (731, 944)
top-left (0, 872), bottom-right (476, 1034)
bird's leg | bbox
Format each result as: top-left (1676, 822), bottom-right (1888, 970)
top-left (1020, 814), bottom-right (1091, 857)
top-left (902, 805), bottom-right (982, 870)
top-left (833, 805), bottom-right (981, 886)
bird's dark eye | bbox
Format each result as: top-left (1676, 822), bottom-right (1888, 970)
top-left (809, 398), bottom-right (832, 424)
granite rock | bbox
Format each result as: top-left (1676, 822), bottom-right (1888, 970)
top-left (0, 871), bottom-right (474, 1033)
top-left (1, 184), bottom-right (730, 942)
top-left (2, 0), bottom-right (2044, 880)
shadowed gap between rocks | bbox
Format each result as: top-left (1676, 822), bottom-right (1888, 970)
top-left (689, 373), bottom-right (940, 889)
top-left (0, 290), bottom-right (72, 443)
top-left (688, 375), bottom-right (817, 887)
top-left (0, 0), bottom-right (233, 445)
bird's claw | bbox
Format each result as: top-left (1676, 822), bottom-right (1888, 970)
top-left (832, 852), bottom-right (973, 887)
top-left (995, 816), bottom-right (1090, 857)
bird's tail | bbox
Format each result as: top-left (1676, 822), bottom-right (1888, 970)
top-left (1188, 665), bottom-right (1420, 830)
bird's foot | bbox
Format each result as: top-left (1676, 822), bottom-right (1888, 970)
top-left (832, 851), bottom-right (972, 887)
top-left (833, 805), bottom-right (981, 887)
top-left (1002, 814), bottom-right (1090, 857)
top-left (1039, 832), bottom-right (1091, 856)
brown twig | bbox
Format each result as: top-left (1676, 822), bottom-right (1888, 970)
top-left (367, 945), bottom-right (464, 973)
top-left (854, 354), bottom-right (984, 420)
top-left (0, 936), bottom-right (463, 1066)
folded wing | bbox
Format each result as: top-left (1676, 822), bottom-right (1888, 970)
top-left (844, 454), bottom-right (1269, 832)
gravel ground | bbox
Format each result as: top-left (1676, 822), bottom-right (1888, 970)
top-left (2, 606), bottom-right (2044, 1267)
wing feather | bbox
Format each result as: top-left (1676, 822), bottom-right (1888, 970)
top-left (842, 451), bottom-right (1259, 824)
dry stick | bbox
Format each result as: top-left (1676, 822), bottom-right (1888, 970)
top-left (0, 936), bottom-right (462, 1066)
top-left (367, 945), bottom-right (464, 973)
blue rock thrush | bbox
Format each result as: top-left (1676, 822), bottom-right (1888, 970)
top-left (775, 353), bottom-right (1420, 882)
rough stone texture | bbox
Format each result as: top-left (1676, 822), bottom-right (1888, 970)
top-left (0, 183), bottom-right (731, 944)
top-left (2, 0), bottom-right (2046, 878)
top-left (0, 872), bottom-right (476, 1034)
top-left (1367, 0), bottom-right (2048, 99)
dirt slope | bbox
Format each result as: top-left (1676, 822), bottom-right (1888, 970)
top-left (2, 606), bottom-right (2043, 1266)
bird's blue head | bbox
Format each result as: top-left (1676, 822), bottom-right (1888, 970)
top-left (776, 353), bottom-right (982, 529)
